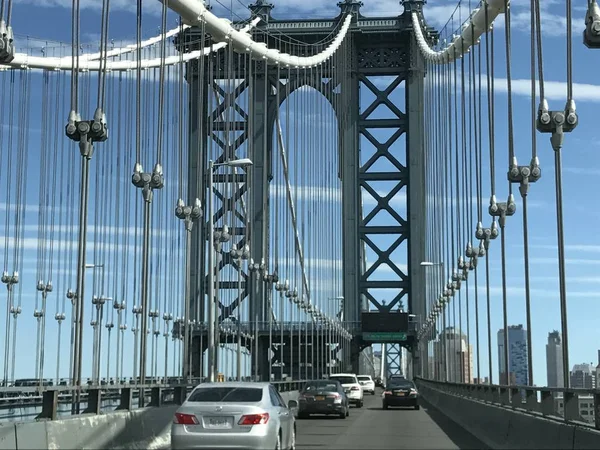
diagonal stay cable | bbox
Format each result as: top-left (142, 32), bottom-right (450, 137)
top-left (274, 111), bottom-right (311, 305)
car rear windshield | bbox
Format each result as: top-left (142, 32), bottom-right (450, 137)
top-left (357, 376), bottom-right (371, 381)
top-left (304, 382), bottom-right (339, 391)
top-left (187, 387), bottom-right (263, 402)
top-left (388, 381), bottom-right (414, 389)
top-left (330, 376), bottom-right (356, 385)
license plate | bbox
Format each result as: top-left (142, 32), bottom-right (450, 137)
top-left (395, 392), bottom-right (405, 396)
top-left (316, 396), bottom-right (325, 401)
top-left (206, 417), bottom-right (233, 429)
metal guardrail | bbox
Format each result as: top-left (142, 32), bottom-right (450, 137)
top-left (1, 379), bottom-right (308, 422)
top-left (415, 377), bottom-right (600, 431)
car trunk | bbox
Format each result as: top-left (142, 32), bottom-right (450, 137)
top-left (302, 390), bottom-right (338, 406)
top-left (389, 387), bottom-right (412, 398)
top-left (177, 402), bottom-right (264, 434)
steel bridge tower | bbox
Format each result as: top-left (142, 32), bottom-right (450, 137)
top-left (177, 0), bottom-right (430, 380)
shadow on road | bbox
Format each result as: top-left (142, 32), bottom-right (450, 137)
top-left (420, 398), bottom-right (490, 450)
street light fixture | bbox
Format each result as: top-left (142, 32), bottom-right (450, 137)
top-left (208, 158), bottom-right (253, 382)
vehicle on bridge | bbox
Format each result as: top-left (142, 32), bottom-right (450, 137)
top-left (357, 375), bottom-right (376, 395)
top-left (297, 380), bottom-right (350, 419)
top-left (382, 379), bottom-right (420, 411)
top-left (328, 373), bottom-right (364, 408)
top-left (171, 382), bottom-right (297, 450)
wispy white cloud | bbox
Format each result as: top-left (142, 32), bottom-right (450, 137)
top-left (15, 0), bottom-right (162, 15)
top-left (563, 167), bottom-right (600, 176)
top-left (466, 284), bottom-right (598, 299)
top-left (0, 202), bottom-right (72, 214)
top-left (529, 275), bottom-right (600, 285)
top-left (493, 78), bottom-right (600, 103)
top-left (428, 71), bottom-right (600, 104)
top-left (529, 257), bottom-right (600, 266)
top-left (0, 236), bottom-right (173, 254)
top-left (528, 244), bottom-right (600, 254)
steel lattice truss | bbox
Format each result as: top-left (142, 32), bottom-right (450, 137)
top-left (358, 72), bottom-right (409, 314)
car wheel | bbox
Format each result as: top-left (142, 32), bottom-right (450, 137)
top-left (414, 404), bottom-right (420, 410)
top-left (339, 409), bottom-right (346, 419)
top-left (357, 400), bottom-right (363, 408)
top-left (346, 407), bottom-right (350, 417)
top-left (383, 403), bottom-right (388, 410)
top-left (289, 426), bottom-right (296, 450)
top-left (371, 391), bottom-right (376, 395)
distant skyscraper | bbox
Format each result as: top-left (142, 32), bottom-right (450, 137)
top-left (433, 327), bottom-right (473, 383)
top-left (498, 325), bottom-right (528, 386)
top-left (570, 363), bottom-right (595, 389)
top-left (546, 331), bottom-right (564, 388)
top-left (596, 351), bottom-right (600, 388)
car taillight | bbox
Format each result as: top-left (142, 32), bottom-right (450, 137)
top-left (238, 413), bottom-right (269, 425)
top-left (351, 386), bottom-right (360, 391)
top-left (383, 391), bottom-right (392, 395)
top-left (327, 393), bottom-right (340, 398)
top-left (174, 413), bottom-right (199, 425)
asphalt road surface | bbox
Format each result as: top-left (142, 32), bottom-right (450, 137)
top-left (295, 390), bottom-right (487, 450)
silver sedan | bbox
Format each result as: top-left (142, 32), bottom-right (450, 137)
top-left (171, 382), bottom-right (297, 450)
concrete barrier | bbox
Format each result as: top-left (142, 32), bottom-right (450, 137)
top-left (417, 382), bottom-right (600, 450)
top-left (3, 391), bottom-right (299, 449)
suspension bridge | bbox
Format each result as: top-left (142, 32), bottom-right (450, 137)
top-left (0, 0), bottom-right (598, 448)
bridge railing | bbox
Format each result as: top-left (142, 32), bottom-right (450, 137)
top-left (0, 379), bottom-right (307, 422)
top-left (416, 377), bottom-right (600, 431)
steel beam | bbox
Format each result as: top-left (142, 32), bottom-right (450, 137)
top-left (340, 37), bottom-right (361, 326)
top-left (406, 14), bottom-right (427, 377)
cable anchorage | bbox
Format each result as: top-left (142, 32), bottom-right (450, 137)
top-left (475, 219), bottom-right (499, 255)
top-left (584, 0), bottom-right (600, 48)
top-left (132, 162), bottom-right (164, 203)
top-left (488, 193), bottom-right (516, 229)
top-left (537, 99), bottom-right (578, 152)
top-left (508, 155), bottom-right (541, 196)
top-left (65, 107), bottom-right (108, 157)
top-left (0, 19), bottom-right (14, 63)
top-left (1, 271), bottom-right (18, 291)
top-left (175, 198), bottom-right (202, 233)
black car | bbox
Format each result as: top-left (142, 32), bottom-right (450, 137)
top-left (382, 379), bottom-right (420, 410)
top-left (297, 380), bottom-right (350, 419)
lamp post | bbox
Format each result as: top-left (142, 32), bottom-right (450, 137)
top-left (208, 158), bottom-right (253, 382)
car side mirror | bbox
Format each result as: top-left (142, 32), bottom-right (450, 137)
top-left (287, 400), bottom-right (298, 409)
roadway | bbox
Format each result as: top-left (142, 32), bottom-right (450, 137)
top-left (295, 389), bottom-right (488, 450)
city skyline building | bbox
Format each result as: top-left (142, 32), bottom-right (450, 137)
top-left (498, 325), bottom-right (528, 386)
top-left (546, 330), bottom-right (564, 388)
top-left (596, 350), bottom-right (600, 389)
top-left (433, 327), bottom-right (473, 383)
top-left (570, 363), bottom-right (596, 389)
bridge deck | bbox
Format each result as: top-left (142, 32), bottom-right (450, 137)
top-left (155, 390), bottom-right (487, 450)
top-left (296, 392), bottom-right (487, 450)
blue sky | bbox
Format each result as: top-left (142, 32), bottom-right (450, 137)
top-left (0, 0), bottom-right (598, 387)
